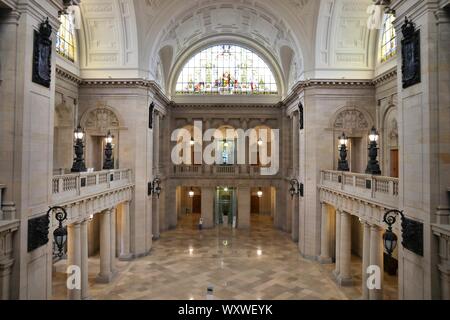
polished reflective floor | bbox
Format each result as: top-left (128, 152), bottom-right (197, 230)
top-left (53, 214), bottom-right (397, 300)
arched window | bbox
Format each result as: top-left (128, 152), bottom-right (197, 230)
top-left (176, 44), bottom-right (278, 95)
top-left (56, 14), bottom-right (76, 62)
top-left (380, 14), bottom-right (397, 62)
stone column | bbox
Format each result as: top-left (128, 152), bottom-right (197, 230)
top-left (369, 225), bottom-right (383, 300)
top-left (110, 207), bottom-right (117, 274)
top-left (333, 210), bottom-right (341, 278)
top-left (152, 197), bottom-right (160, 239)
top-left (119, 201), bottom-right (132, 260)
top-left (292, 112), bottom-right (299, 176)
top-left (80, 220), bottom-right (89, 300)
top-left (201, 187), bottom-right (215, 228)
top-left (237, 186), bottom-right (251, 229)
top-left (338, 211), bottom-right (352, 286)
top-left (97, 209), bottom-right (112, 283)
top-left (362, 222), bottom-right (371, 299)
top-left (67, 223), bottom-right (81, 300)
top-left (319, 202), bottom-right (332, 263)
top-left (291, 197), bottom-right (299, 242)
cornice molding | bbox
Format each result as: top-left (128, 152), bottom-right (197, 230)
top-left (79, 79), bottom-right (171, 105)
top-left (284, 79), bottom-right (375, 106)
top-left (56, 66), bottom-right (82, 85)
top-left (373, 68), bottom-right (398, 86)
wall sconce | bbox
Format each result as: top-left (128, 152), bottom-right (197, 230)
top-left (189, 187), bottom-right (195, 198)
top-left (257, 188), bottom-right (263, 198)
top-left (148, 177), bottom-right (162, 199)
top-left (103, 130), bottom-right (114, 170)
top-left (365, 126), bottom-right (381, 175)
top-left (290, 179), bottom-right (304, 198)
top-left (257, 138), bottom-right (263, 146)
top-left (71, 125), bottom-right (87, 173)
top-left (337, 132), bottom-right (349, 172)
top-left (383, 209), bottom-right (424, 257)
top-left (50, 206), bottom-right (68, 258)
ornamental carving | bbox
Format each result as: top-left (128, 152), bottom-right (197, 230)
top-left (84, 107), bottom-right (120, 132)
top-left (334, 109), bottom-right (369, 130)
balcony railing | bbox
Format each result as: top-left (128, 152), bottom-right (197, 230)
top-left (52, 169), bottom-right (132, 204)
top-left (172, 165), bottom-right (273, 177)
top-left (320, 170), bottom-right (399, 208)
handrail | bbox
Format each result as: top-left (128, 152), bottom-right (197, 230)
top-left (52, 169), bottom-right (133, 204)
top-left (320, 170), bottom-right (399, 207)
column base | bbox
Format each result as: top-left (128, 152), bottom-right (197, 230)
top-left (318, 256), bottom-right (333, 264)
top-left (152, 234), bottom-right (160, 240)
top-left (332, 269), bottom-right (340, 279)
top-left (337, 275), bottom-right (353, 287)
top-left (119, 253), bottom-right (133, 261)
top-left (96, 272), bottom-right (113, 284)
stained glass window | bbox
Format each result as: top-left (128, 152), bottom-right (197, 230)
top-left (381, 14), bottom-right (397, 62)
top-left (56, 14), bottom-right (76, 62)
top-left (176, 45), bottom-right (278, 95)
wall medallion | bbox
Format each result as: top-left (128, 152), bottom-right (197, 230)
top-left (28, 214), bottom-right (50, 252)
top-left (32, 18), bottom-right (53, 88)
top-left (401, 17), bottom-right (421, 89)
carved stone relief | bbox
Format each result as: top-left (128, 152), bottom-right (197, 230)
top-left (334, 109), bottom-right (369, 130)
top-left (83, 107), bottom-right (120, 133)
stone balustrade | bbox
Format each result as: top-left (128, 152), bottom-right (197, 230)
top-left (0, 214), bottom-right (19, 300)
top-left (172, 165), bottom-right (274, 178)
top-left (320, 170), bottom-right (399, 209)
top-left (52, 169), bottom-right (133, 204)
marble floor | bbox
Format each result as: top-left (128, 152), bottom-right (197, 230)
top-left (53, 214), bottom-right (398, 300)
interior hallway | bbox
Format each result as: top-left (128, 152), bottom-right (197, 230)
top-left (53, 214), bottom-right (395, 300)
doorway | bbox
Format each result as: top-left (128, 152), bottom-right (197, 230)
top-left (390, 149), bottom-right (399, 178)
top-left (215, 187), bottom-right (236, 226)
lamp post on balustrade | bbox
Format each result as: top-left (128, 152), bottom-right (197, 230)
top-left (337, 132), bottom-right (349, 172)
top-left (103, 130), bottom-right (114, 170)
top-left (365, 126), bottom-right (381, 175)
top-left (71, 125), bottom-right (87, 173)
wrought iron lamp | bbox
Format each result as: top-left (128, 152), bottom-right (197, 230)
top-left (290, 179), bottom-right (300, 198)
top-left (49, 206), bottom-right (68, 258)
top-left (71, 125), bottom-right (87, 173)
top-left (148, 177), bottom-right (162, 199)
top-left (290, 179), bottom-right (304, 198)
top-left (365, 126), bottom-right (381, 175)
top-left (103, 130), bottom-right (114, 170)
top-left (337, 132), bottom-right (349, 171)
top-left (383, 209), bottom-right (402, 256)
top-left (189, 187), bottom-right (195, 198)
top-left (383, 209), bottom-right (424, 257)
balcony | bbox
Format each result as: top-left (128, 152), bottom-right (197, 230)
top-left (172, 165), bottom-right (270, 178)
top-left (52, 169), bottom-right (133, 205)
top-left (320, 170), bottom-right (399, 208)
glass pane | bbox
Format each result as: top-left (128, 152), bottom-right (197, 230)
top-left (176, 44), bottom-right (278, 95)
